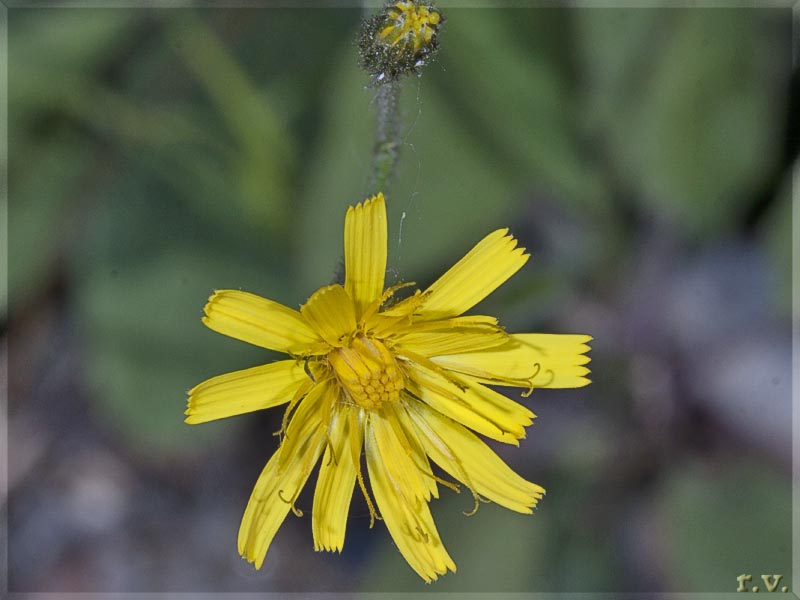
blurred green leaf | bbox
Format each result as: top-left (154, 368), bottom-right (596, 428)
top-left (439, 9), bottom-right (606, 209)
top-left (7, 135), bottom-right (93, 312)
top-left (577, 9), bottom-right (785, 235)
top-left (759, 171), bottom-right (793, 319)
top-left (9, 9), bottom-right (140, 133)
top-left (72, 176), bottom-right (297, 458)
top-left (574, 8), bottom-right (665, 136)
top-left (7, 10), bottom-right (140, 313)
top-left (659, 461), bottom-right (791, 590)
top-left (11, 8), bottom-right (138, 70)
top-left (166, 12), bottom-right (296, 234)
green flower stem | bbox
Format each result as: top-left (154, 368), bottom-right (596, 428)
top-left (369, 78), bottom-right (402, 196)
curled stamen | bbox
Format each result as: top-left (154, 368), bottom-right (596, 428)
top-left (407, 401), bottom-right (493, 518)
top-left (324, 433), bottom-right (338, 467)
top-left (404, 521), bottom-right (424, 542)
top-left (424, 471), bottom-right (460, 494)
top-left (405, 380), bottom-right (513, 441)
top-left (275, 379), bottom-right (312, 438)
top-left (396, 349), bottom-right (468, 391)
top-left (303, 358), bottom-right (318, 383)
top-left (351, 410), bottom-right (380, 528)
top-left (462, 489), bottom-right (486, 517)
top-left (538, 368), bottom-right (555, 388)
top-left (278, 489), bottom-right (304, 517)
top-left (447, 366), bottom-right (539, 395)
top-left (356, 467), bottom-right (380, 528)
top-left (521, 363), bottom-right (542, 398)
top-left (278, 393), bottom-right (302, 439)
top-left (529, 363), bottom-right (542, 380)
top-left (415, 525), bottom-right (430, 543)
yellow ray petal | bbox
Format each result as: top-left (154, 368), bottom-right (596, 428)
top-left (368, 308), bottom-right (497, 340)
top-left (203, 290), bottom-right (323, 354)
top-left (408, 400), bottom-right (545, 514)
top-left (278, 379), bottom-right (336, 473)
top-left (312, 404), bottom-right (362, 553)
top-left (238, 404), bottom-right (327, 569)
top-left (403, 362), bottom-right (533, 445)
top-left (418, 229), bottom-right (529, 320)
top-left (369, 407), bottom-right (431, 503)
top-left (433, 333), bottom-right (592, 389)
top-left (237, 451), bottom-right (280, 563)
top-left (365, 425), bottom-right (456, 582)
top-left (393, 328), bottom-right (509, 358)
top-left (344, 193), bottom-right (387, 318)
top-left (300, 284), bottom-right (357, 347)
top-left (186, 360), bottom-right (308, 424)
top-left (391, 402), bottom-right (439, 500)
top-left (398, 315), bottom-right (500, 332)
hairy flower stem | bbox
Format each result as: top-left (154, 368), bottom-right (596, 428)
top-left (369, 79), bottom-right (402, 196)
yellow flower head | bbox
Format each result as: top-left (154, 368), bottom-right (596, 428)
top-left (378, 1), bottom-right (442, 53)
top-left (359, 1), bottom-right (444, 81)
top-left (187, 193), bottom-right (591, 582)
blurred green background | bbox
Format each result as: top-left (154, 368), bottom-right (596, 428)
top-left (4, 4), bottom-right (796, 594)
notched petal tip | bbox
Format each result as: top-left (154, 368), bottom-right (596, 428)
top-left (366, 191), bottom-right (385, 206)
top-left (419, 227), bottom-right (531, 319)
top-left (248, 548), bottom-right (269, 570)
top-left (201, 289), bottom-right (322, 353)
top-left (344, 192), bottom-right (388, 317)
top-left (348, 191), bottom-right (385, 214)
top-left (314, 541), bottom-right (343, 554)
top-left (203, 289), bottom-right (228, 315)
top-left (184, 407), bottom-right (214, 425)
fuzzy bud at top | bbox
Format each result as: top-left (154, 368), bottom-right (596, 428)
top-left (359, 0), bottom-right (444, 83)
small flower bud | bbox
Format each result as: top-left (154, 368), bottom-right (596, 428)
top-left (359, 0), bottom-right (444, 83)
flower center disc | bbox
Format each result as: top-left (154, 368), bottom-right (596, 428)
top-left (328, 335), bottom-right (404, 410)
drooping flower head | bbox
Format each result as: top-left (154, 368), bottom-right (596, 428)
top-left (187, 193), bottom-right (591, 582)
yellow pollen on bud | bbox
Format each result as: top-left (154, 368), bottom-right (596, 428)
top-left (328, 336), bottom-right (404, 410)
top-left (379, 1), bottom-right (441, 53)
